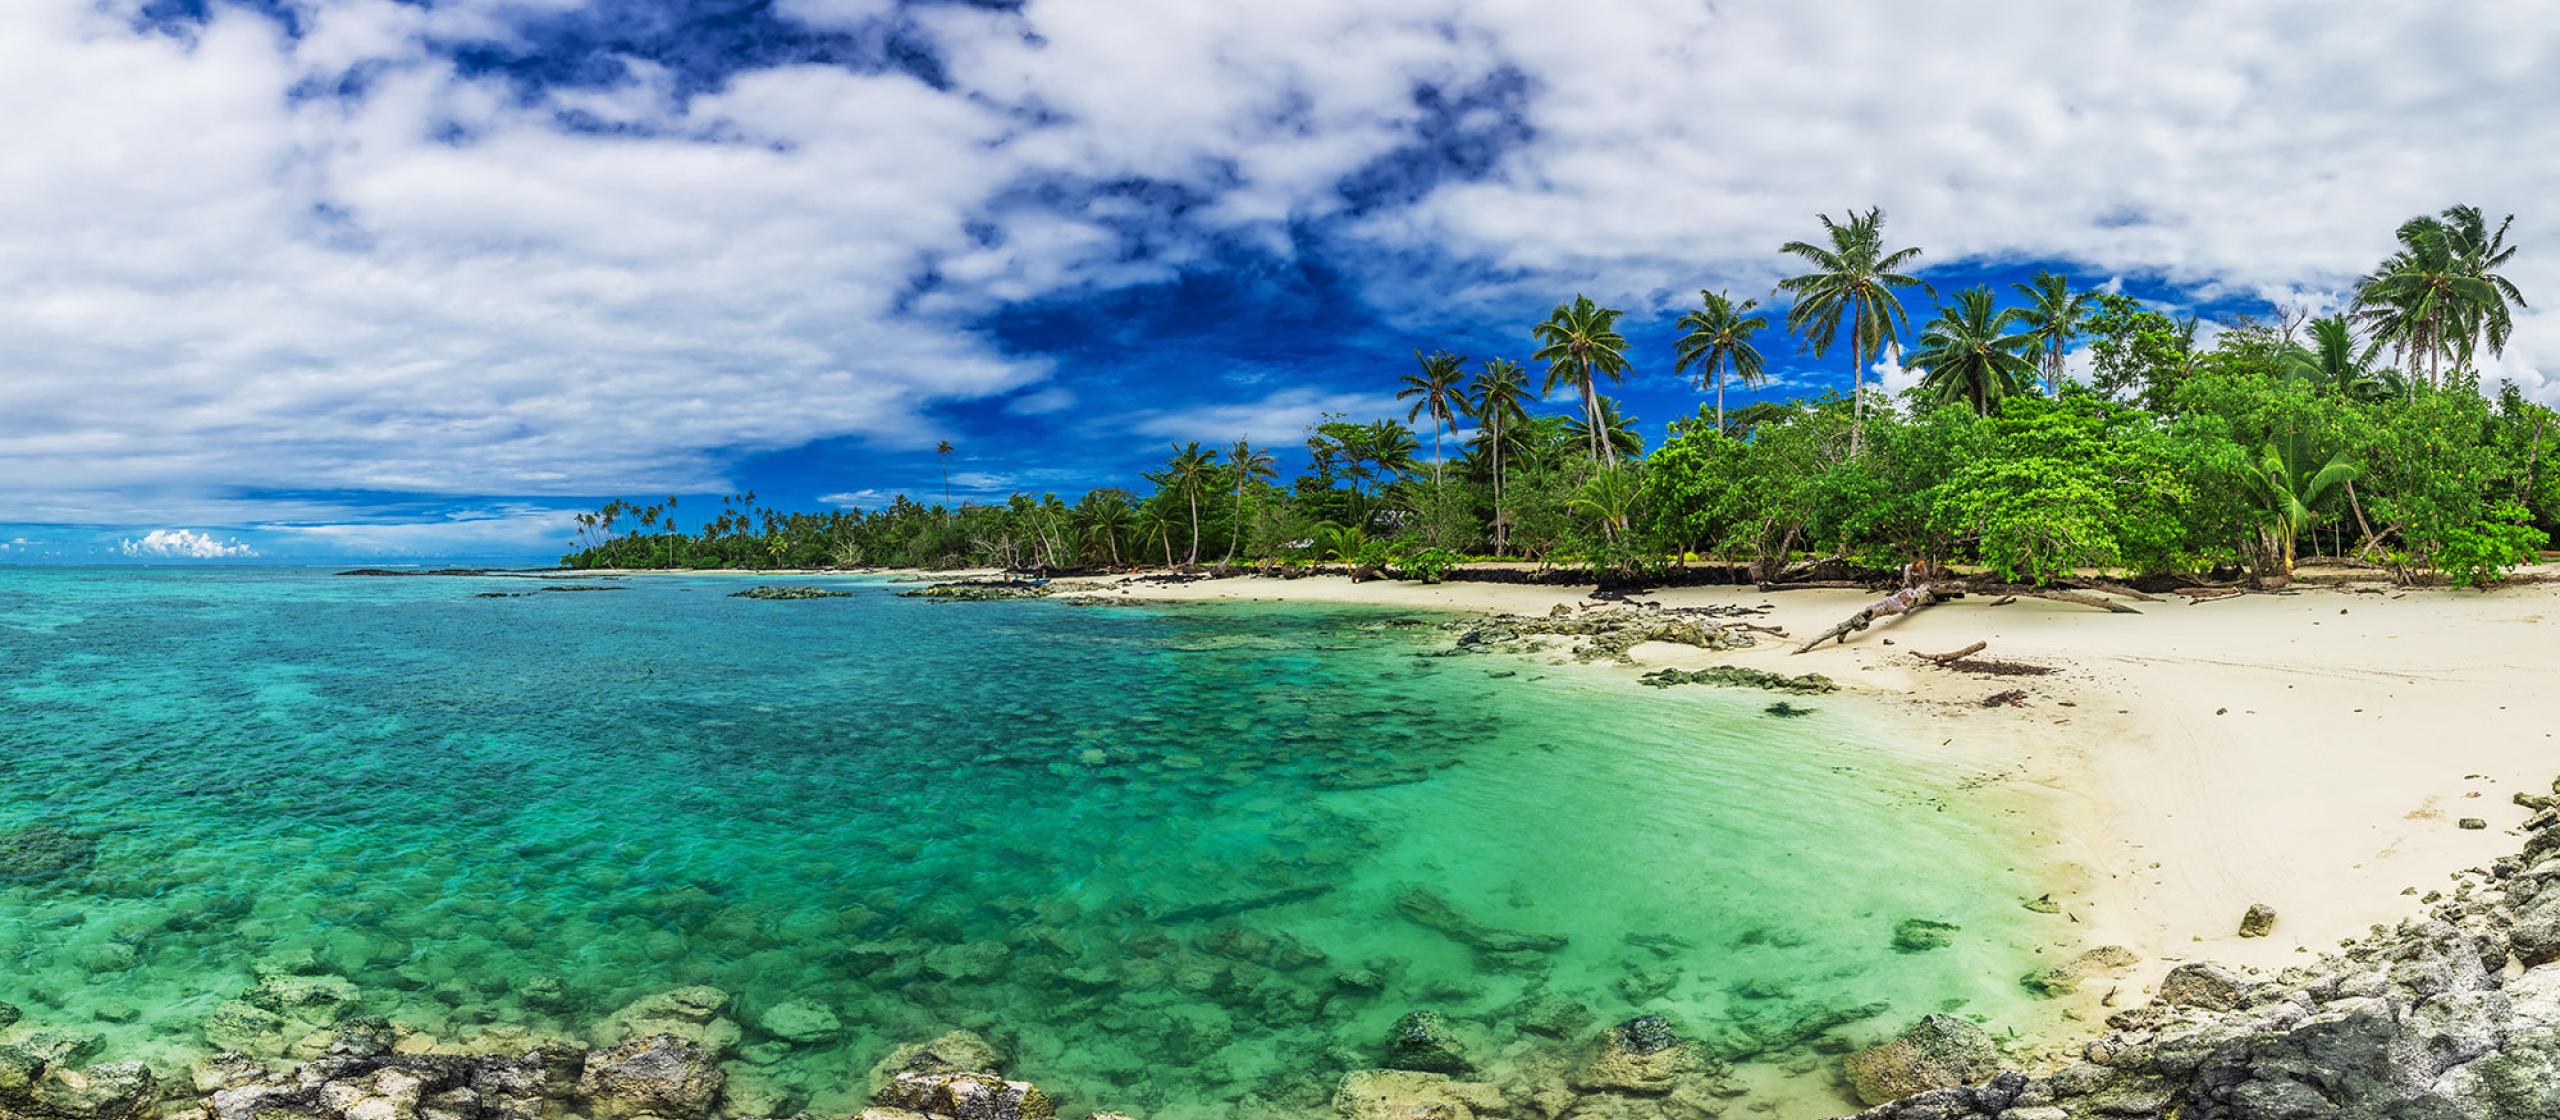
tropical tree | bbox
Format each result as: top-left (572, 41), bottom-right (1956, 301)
top-left (1466, 358), bottom-right (1534, 555)
top-left (2353, 206), bottom-right (2522, 387)
top-left (1563, 396), bottom-right (1643, 462)
top-left (1223, 439), bottom-right (1276, 563)
top-left (935, 440), bottom-right (954, 508)
top-left (1153, 442), bottom-right (1218, 565)
top-left (1907, 287), bottom-right (2040, 416)
top-left (1532, 295), bottom-right (1635, 464)
top-left (1073, 489), bottom-right (1135, 567)
top-left (2442, 204), bottom-right (2526, 372)
top-left (1398, 350), bottom-right (1468, 485)
top-left (2009, 271), bottom-right (2092, 396)
top-left (1776, 207), bottom-right (1927, 455)
top-left (1671, 289), bottom-right (1769, 432)
top-left (2246, 433), bottom-right (2358, 588)
top-left (2283, 316), bottom-right (2404, 402)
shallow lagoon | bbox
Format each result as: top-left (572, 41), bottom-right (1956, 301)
top-left (0, 568), bottom-right (2075, 1117)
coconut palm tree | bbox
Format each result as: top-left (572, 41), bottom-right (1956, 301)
top-left (2008, 271), bottom-right (2091, 396)
top-left (1398, 350), bottom-right (1468, 485)
top-left (2353, 208), bottom-right (2517, 388)
top-left (1775, 208), bottom-right (1927, 455)
top-left (2283, 316), bottom-right (2406, 402)
top-left (2440, 204), bottom-right (2525, 373)
top-left (1907, 287), bottom-right (2041, 416)
top-left (1671, 290), bottom-right (1769, 433)
top-left (1155, 442), bottom-right (1218, 565)
top-left (2247, 433), bottom-right (2358, 589)
top-left (1223, 439), bottom-right (1276, 563)
top-left (1531, 295), bottom-right (1635, 464)
top-left (935, 440), bottom-right (954, 507)
top-left (1563, 396), bottom-right (1643, 461)
top-left (1465, 358), bottom-right (1534, 555)
top-left (1073, 489), bottom-right (1135, 567)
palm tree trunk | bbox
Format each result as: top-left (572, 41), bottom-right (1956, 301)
top-left (1715, 371), bottom-right (1726, 434)
top-left (1186, 492), bottom-right (1200, 565)
top-left (1226, 489), bottom-right (1244, 563)
top-left (1491, 420), bottom-right (1506, 557)
top-left (1433, 420), bottom-right (1444, 487)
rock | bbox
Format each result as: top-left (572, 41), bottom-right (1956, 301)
top-left (1515, 996), bottom-right (1593, 1039)
top-left (2238, 902), bottom-right (2278, 938)
top-left (596, 987), bottom-right (741, 1055)
top-left (1331, 1069), bottom-right (1506, 1120)
top-left (1841, 1014), bottom-right (2000, 1107)
top-left (1393, 887), bottom-right (1567, 955)
top-left (23, 1061), bottom-right (156, 1120)
top-left (754, 999), bottom-right (842, 1045)
top-left (202, 1000), bottom-right (290, 1053)
top-left (579, 1035), bottom-right (723, 1120)
top-left (247, 973), bottom-right (362, 1023)
top-left (0, 1002), bottom-right (18, 1030)
top-left (729, 585), bottom-right (852, 600)
top-left (1568, 1016), bottom-right (1715, 1095)
top-left (1383, 1010), bottom-right (1473, 1075)
top-left (0, 825), bottom-right (99, 883)
top-left (1890, 919), bottom-right (1960, 953)
top-left (897, 581), bottom-right (1056, 602)
top-left (873, 1071), bottom-right (1055, 1120)
top-left (2460, 817), bottom-right (2489, 830)
top-left (2021, 945), bottom-right (2137, 998)
top-left (867, 1031), bottom-right (1005, 1096)
top-left (1638, 665), bottom-right (1837, 693)
top-left (2154, 962), bottom-right (2248, 1011)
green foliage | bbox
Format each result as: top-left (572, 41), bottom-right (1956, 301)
top-left (1399, 547), bottom-right (1460, 585)
top-left (2084, 292), bottom-right (2192, 410)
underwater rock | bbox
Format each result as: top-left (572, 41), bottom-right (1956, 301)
top-left (1330, 1069), bottom-right (1506, 1120)
top-left (897, 581), bottom-right (1056, 602)
top-left (873, 1071), bottom-right (1055, 1120)
top-left (1890, 919), bottom-right (1961, 953)
top-left (201, 1000), bottom-right (290, 1054)
top-left (922, 942), bottom-right (1011, 984)
top-left (1616, 962), bottom-right (1682, 1003)
top-left (1638, 666), bottom-right (1838, 694)
top-left (1394, 887), bottom-right (1568, 955)
top-left (1383, 1011), bottom-right (1475, 1075)
top-left (0, 825), bottom-right (99, 883)
top-left (2020, 945), bottom-right (2138, 998)
top-left (0, 1004), bottom-right (17, 1030)
top-left (22, 1060), bottom-right (156, 1120)
top-left (754, 999), bottom-right (843, 1045)
top-left (1841, 1014), bottom-right (2001, 1106)
top-left (729, 586), bottom-right (853, 600)
top-left (579, 1035), bottom-right (724, 1120)
top-left (1515, 996), bottom-right (1595, 1039)
top-left (1569, 1016), bottom-right (1717, 1095)
top-left (866, 1031), bottom-right (1006, 1097)
top-left (1444, 604), bottom-right (1759, 663)
top-left (596, 987), bottom-right (741, 1055)
top-left (1152, 884), bottom-right (1333, 924)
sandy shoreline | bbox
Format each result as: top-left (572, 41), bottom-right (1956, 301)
top-left (1037, 568), bottom-right (2560, 1004)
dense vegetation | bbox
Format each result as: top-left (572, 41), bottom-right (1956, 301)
top-left (563, 205), bottom-right (2554, 589)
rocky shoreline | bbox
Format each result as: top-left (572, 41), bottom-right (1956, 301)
top-left (1838, 781), bottom-right (2560, 1119)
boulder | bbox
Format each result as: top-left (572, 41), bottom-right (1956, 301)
top-left (595, 987), bottom-right (741, 1055)
top-left (754, 999), bottom-right (843, 1045)
top-left (1890, 919), bottom-right (1960, 953)
top-left (2021, 945), bottom-right (2138, 998)
top-left (2155, 963), bottom-right (2249, 1012)
top-left (1383, 1010), bottom-right (1474, 1075)
top-left (1568, 1016), bottom-right (1713, 1095)
top-left (1330, 1069), bottom-right (1506, 1120)
top-left (2238, 903), bottom-right (2278, 938)
top-left (1841, 1014), bottom-right (2001, 1106)
top-left (866, 1031), bottom-right (1005, 1097)
top-left (872, 1071), bottom-right (1054, 1120)
top-left (578, 1035), bottom-right (723, 1120)
top-left (23, 1061), bottom-right (157, 1120)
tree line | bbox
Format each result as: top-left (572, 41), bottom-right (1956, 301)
top-left (562, 204), bottom-right (2552, 589)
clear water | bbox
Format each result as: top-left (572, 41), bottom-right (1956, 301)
top-left (0, 568), bottom-right (2075, 1118)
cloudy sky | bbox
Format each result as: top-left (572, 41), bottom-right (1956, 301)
top-left (5, 0), bottom-right (2554, 561)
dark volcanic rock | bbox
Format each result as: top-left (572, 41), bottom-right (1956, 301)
top-left (728, 585), bottom-right (852, 600)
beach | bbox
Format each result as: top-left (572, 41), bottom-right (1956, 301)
top-left (1060, 568), bottom-right (2560, 1000)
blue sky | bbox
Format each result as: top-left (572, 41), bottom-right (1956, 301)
top-left (4, 0), bottom-right (2556, 563)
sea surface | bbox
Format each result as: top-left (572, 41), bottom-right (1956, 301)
top-left (0, 567), bottom-right (2076, 1118)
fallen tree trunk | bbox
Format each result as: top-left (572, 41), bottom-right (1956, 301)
top-left (1914, 640), bottom-right (1987, 665)
top-left (1793, 583), bottom-right (1946, 654)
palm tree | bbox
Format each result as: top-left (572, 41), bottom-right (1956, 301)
top-left (1398, 350), bottom-right (1468, 485)
top-left (2283, 316), bottom-right (2405, 402)
top-left (1563, 396), bottom-right (1643, 461)
top-left (2008, 271), bottom-right (2091, 396)
top-left (935, 440), bottom-right (954, 508)
top-left (1156, 442), bottom-right (1218, 565)
top-left (2247, 434), bottom-right (2358, 589)
top-left (1775, 207), bottom-right (1927, 455)
top-left (1671, 290), bottom-right (1769, 433)
top-left (1531, 295), bottom-right (1635, 464)
top-left (2352, 206), bottom-right (2519, 388)
top-left (1073, 489), bottom-right (1135, 567)
top-left (1465, 358), bottom-right (1533, 555)
top-left (1223, 439), bottom-right (1276, 563)
top-left (1907, 287), bottom-right (2040, 416)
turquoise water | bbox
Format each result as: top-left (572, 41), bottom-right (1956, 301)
top-left (0, 568), bottom-right (2073, 1117)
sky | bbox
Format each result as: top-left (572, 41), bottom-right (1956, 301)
top-left (4, 0), bottom-right (2557, 563)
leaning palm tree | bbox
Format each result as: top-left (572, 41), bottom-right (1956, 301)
top-left (1465, 358), bottom-right (1534, 555)
top-left (1671, 290), bottom-right (1769, 433)
top-left (1397, 350), bottom-right (1468, 485)
top-left (1222, 439), bottom-right (1276, 564)
top-left (2246, 434), bottom-right (2358, 589)
top-left (1907, 287), bottom-right (2041, 416)
top-left (1157, 442), bottom-right (1218, 565)
top-left (2438, 204), bottom-right (2526, 374)
top-left (2353, 210), bottom-right (2509, 388)
top-left (1531, 295), bottom-right (1635, 464)
top-left (2008, 271), bottom-right (2091, 396)
top-left (1072, 489), bottom-right (1134, 568)
top-left (1775, 207), bottom-right (1927, 455)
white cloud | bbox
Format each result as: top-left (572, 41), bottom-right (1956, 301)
top-left (257, 507), bottom-right (579, 556)
top-left (1005, 386), bottom-right (1078, 416)
top-left (119, 528), bottom-right (256, 559)
top-left (1130, 388), bottom-right (1408, 446)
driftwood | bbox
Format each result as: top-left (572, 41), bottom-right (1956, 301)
top-left (1793, 583), bottom-right (1947, 653)
top-left (1914, 640), bottom-right (1988, 666)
